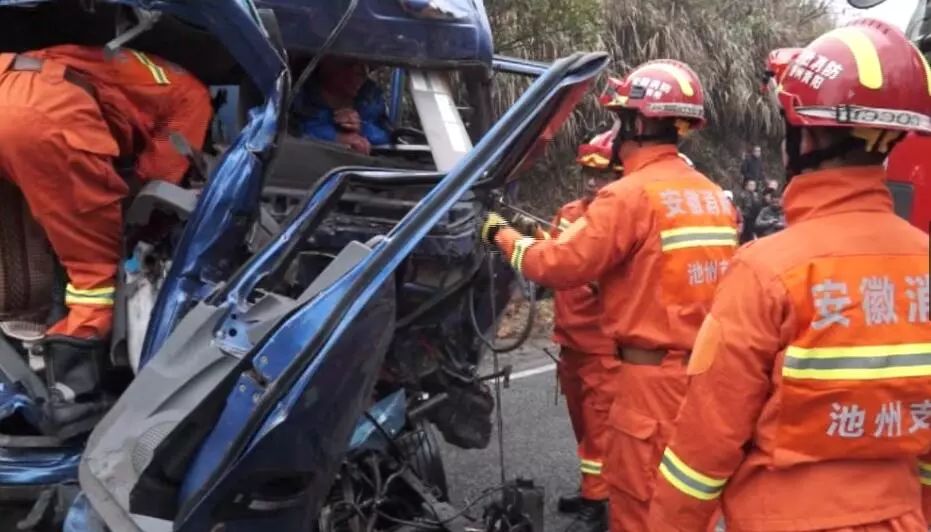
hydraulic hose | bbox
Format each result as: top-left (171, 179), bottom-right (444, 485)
top-left (467, 254), bottom-right (536, 354)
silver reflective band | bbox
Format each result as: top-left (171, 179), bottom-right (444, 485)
top-left (661, 231), bottom-right (736, 247)
top-left (510, 237), bottom-right (537, 271)
top-left (659, 226), bottom-right (738, 252)
top-left (658, 454), bottom-right (725, 502)
top-left (796, 105), bottom-right (931, 134)
top-left (646, 102), bottom-right (705, 119)
top-left (784, 352), bottom-right (931, 371)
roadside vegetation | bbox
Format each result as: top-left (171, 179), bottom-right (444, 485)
top-left (487, 0), bottom-right (833, 211)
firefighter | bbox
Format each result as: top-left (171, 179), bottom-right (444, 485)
top-left (0, 44), bottom-right (212, 436)
top-left (520, 130), bottom-right (621, 529)
top-left (482, 60), bottom-right (738, 532)
top-left (648, 19), bottom-right (931, 531)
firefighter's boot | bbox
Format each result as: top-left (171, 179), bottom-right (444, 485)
top-left (39, 336), bottom-right (110, 439)
top-left (564, 499), bottom-right (607, 532)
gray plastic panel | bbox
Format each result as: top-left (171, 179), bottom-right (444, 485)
top-left (78, 292), bottom-right (298, 531)
top-left (125, 181), bottom-right (199, 227)
top-left (296, 240), bottom-right (374, 305)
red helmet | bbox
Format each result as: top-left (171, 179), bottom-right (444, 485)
top-left (600, 59), bottom-right (706, 129)
top-left (776, 18), bottom-right (931, 134)
top-left (763, 48), bottom-right (802, 95)
top-left (576, 129), bottom-right (620, 171)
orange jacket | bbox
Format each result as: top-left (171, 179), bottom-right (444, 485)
top-left (549, 200), bottom-right (616, 355)
top-left (30, 45), bottom-right (212, 184)
top-left (495, 145), bottom-right (738, 351)
top-left (649, 167), bottom-right (931, 531)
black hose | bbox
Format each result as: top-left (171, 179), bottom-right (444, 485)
top-left (366, 455), bottom-right (382, 532)
top-left (468, 256), bottom-right (536, 354)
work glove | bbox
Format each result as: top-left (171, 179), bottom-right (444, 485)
top-left (510, 213), bottom-right (540, 236)
top-left (481, 212), bottom-right (508, 243)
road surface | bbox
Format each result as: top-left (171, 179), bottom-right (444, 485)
top-left (442, 341), bottom-right (581, 531)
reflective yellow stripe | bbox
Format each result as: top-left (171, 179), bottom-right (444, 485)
top-left (920, 462), bottom-right (931, 486)
top-left (131, 51), bottom-right (170, 85)
top-left (830, 27), bottom-right (882, 89)
top-left (65, 284), bottom-right (115, 307)
top-left (660, 226), bottom-right (738, 251)
top-left (783, 343), bottom-right (931, 380)
top-left (510, 237), bottom-right (537, 272)
top-left (580, 459), bottom-right (602, 475)
top-left (66, 285), bottom-right (115, 297)
top-left (658, 448), bottom-right (726, 501)
top-left (558, 219), bottom-right (572, 232)
top-left (632, 63), bottom-right (695, 96)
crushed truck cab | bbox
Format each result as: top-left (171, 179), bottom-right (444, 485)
top-left (0, 1), bottom-right (609, 530)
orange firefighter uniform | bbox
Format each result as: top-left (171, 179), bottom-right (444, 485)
top-left (491, 144), bottom-right (738, 531)
top-left (0, 45), bottom-right (211, 339)
top-left (550, 199), bottom-right (622, 502)
top-left (649, 19), bottom-right (931, 532)
top-left (648, 168), bottom-right (931, 532)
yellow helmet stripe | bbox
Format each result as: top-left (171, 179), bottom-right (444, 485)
top-left (632, 63), bottom-right (695, 97)
top-left (578, 153), bottom-right (611, 168)
top-left (830, 27), bottom-right (883, 90)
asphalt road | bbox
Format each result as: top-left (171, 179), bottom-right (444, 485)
top-left (441, 342), bottom-right (581, 532)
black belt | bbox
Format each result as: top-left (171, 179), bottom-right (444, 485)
top-left (11, 55), bottom-right (98, 101)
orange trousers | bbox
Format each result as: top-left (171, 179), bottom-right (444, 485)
top-left (558, 347), bottom-right (622, 500)
top-left (817, 510), bottom-right (927, 532)
top-left (604, 356), bottom-right (689, 532)
top-left (0, 55), bottom-right (126, 339)
top-left (714, 510), bottom-right (927, 532)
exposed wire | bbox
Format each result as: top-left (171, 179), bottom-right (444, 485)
top-left (486, 254), bottom-right (507, 486)
top-left (286, 0), bottom-right (361, 111)
top-left (437, 485), bottom-right (509, 525)
top-left (374, 510), bottom-right (442, 530)
top-left (467, 256), bottom-right (536, 354)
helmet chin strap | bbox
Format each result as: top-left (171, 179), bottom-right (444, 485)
top-left (784, 121), bottom-right (867, 182)
top-left (609, 110), bottom-right (679, 171)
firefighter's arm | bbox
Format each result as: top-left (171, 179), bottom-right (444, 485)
top-left (136, 75), bottom-right (213, 184)
top-left (648, 257), bottom-right (790, 531)
top-left (492, 189), bottom-right (640, 290)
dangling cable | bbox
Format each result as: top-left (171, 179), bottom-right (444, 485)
top-left (485, 254), bottom-right (507, 486)
top-left (468, 265), bottom-right (536, 354)
top-left (286, 0), bottom-right (361, 111)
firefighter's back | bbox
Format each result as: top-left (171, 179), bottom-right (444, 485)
top-left (599, 151), bottom-right (737, 352)
top-left (721, 167), bottom-right (931, 530)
